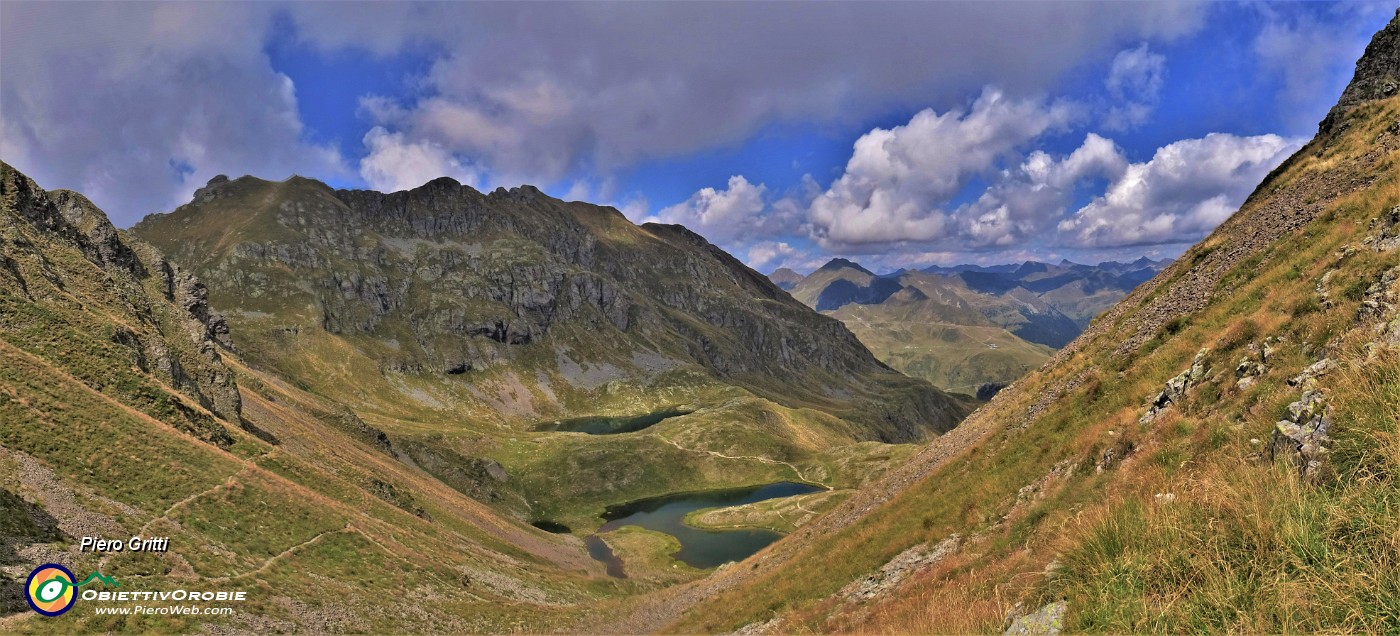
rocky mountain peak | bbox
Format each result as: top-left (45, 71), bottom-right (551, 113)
top-left (3, 162), bottom-right (243, 430)
top-left (818, 257), bottom-right (872, 275)
top-left (1319, 8), bottom-right (1400, 135)
top-left (768, 267), bottom-right (805, 291)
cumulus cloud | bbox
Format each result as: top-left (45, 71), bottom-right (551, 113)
top-left (745, 241), bottom-right (801, 270)
top-left (1103, 44), bottom-right (1167, 131)
top-left (0, 3), bottom-right (348, 226)
top-left (1057, 132), bottom-right (1302, 247)
top-left (1, 1), bottom-right (1206, 225)
top-left (653, 175), bottom-right (785, 243)
top-left (808, 88), bottom-right (1076, 250)
top-left (615, 194), bottom-right (651, 224)
top-left (955, 133), bottom-right (1128, 247)
top-left (359, 127), bottom-right (480, 192)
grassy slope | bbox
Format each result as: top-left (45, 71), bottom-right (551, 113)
top-left (666, 94), bottom-right (1400, 635)
top-left (0, 175), bottom-right (621, 632)
top-left (790, 265), bottom-right (1061, 392)
top-left (829, 301), bottom-right (1054, 393)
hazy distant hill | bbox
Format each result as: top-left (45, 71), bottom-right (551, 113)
top-left (777, 257), bottom-right (1167, 392)
top-left (768, 267), bottom-right (804, 290)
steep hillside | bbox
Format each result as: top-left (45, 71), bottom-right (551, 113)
top-left (130, 174), bottom-right (970, 531)
top-left (640, 12), bottom-right (1400, 634)
top-left (0, 163), bottom-right (612, 632)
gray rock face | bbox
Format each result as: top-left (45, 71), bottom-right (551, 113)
top-left (1319, 9), bottom-right (1400, 137)
top-left (1005, 600), bottom-right (1067, 635)
top-left (133, 175), bottom-right (967, 441)
top-left (1270, 390), bottom-right (1332, 483)
top-left (1289, 358), bottom-right (1336, 389)
top-left (1141, 348), bottom-right (1211, 424)
top-left (1363, 206), bottom-right (1400, 252)
top-left (1358, 266), bottom-right (1399, 323)
top-left (840, 534), bottom-right (962, 603)
top-left (1235, 356), bottom-right (1264, 389)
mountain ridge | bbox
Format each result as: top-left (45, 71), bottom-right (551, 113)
top-left (133, 172), bottom-right (968, 442)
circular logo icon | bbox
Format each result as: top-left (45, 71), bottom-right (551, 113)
top-left (26, 563), bottom-right (77, 617)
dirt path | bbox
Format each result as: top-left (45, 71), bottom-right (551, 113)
top-left (655, 435), bottom-right (830, 488)
top-left (209, 526), bottom-right (349, 583)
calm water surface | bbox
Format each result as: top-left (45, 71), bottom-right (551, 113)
top-left (533, 407), bottom-right (693, 435)
top-left (595, 481), bottom-right (823, 570)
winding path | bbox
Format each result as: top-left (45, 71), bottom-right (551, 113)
top-left (654, 435), bottom-right (830, 488)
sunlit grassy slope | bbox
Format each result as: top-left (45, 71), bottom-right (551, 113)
top-left (666, 90), bottom-right (1400, 635)
top-left (1, 165), bottom-right (624, 632)
top-left (830, 300), bottom-right (1054, 395)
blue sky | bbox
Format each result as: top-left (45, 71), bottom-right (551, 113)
top-left (2, 1), bottom-right (1394, 273)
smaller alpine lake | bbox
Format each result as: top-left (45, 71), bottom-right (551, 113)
top-left (533, 406), bottom-right (694, 435)
top-left (596, 481), bottom-right (824, 571)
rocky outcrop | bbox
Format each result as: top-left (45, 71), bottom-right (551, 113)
top-left (1288, 358), bottom-right (1336, 389)
top-left (1005, 600), bottom-right (1067, 635)
top-left (1269, 390), bottom-right (1332, 484)
top-left (839, 534), bottom-right (962, 603)
top-left (1234, 339), bottom-right (1274, 390)
top-left (1362, 206), bottom-right (1400, 252)
top-left (2, 163), bottom-right (241, 430)
top-left (1319, 8), bottom-right (1400, 137)
top-left (1140, 348), bottom-right (1211, 424)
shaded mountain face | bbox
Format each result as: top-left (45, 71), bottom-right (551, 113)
top-left (132, 177), bottom-right (966, 443)
top-left (789, 258), bottom-right (903, 310)
top-left (787, 257), bottom-right (1164, 350)
top-left (676, 12), bottom-right (1400, 634)
top-left (938, 258), bottom-right (1171, 329)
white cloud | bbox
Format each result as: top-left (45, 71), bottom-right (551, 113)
top-left (1251, 2), bottom-right (1397, 130)
top-left (0, 3), bottom-right (349, 225)
top-left (653, 175), bottom-right (772, 242)
top-left (745, 241), bottom-right (801, 269)
top-left (292, 2), bottom-right (1203, 186)
top-left (808, 88), bottom-right (1075, 250)
top-left (616, 194), bottom-right (650, 224)
top-left (1057, 132), bottom-right (1302, 247)
top-left (0, 1), bottom-right (1208, 223)
top-left (1103, 44), bottom-right (1166, 131)
top-left (954, 133), bottom-right (1128, 247)
top-left (358, 127), bottom-right (480, 193)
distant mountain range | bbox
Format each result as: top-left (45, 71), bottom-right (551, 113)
top-left (773, 256), bottom-right (1170, 393)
